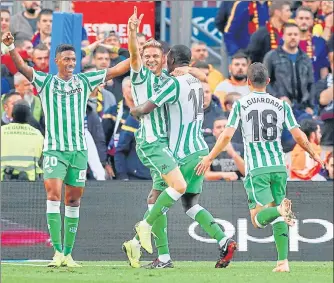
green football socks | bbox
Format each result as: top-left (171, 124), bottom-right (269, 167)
top-left (256, 207), bottom-right (281, 227)
top-left (145, 187), bottom-right (182, 226)
top-left (63, 206), bottom-right (80, 256)
top-left (46, 200), bottom-right (62, 253)
top-left (273, 221), bottom-right (289, 260)
top-left (186, 204), bottom-right (227, 246)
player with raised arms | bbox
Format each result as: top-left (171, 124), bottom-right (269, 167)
top-left (129, 28), bottom-right (238, 268)
top-left (123, 7), bottom-right (223, 268)
top-left (195, 62), bottom-right (324, 272)
top-left (2, 31), bottom-right (130, 267)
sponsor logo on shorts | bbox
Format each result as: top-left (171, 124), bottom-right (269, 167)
top-left (76, 170), bottom-right (86, 183)
top-left (161, 164), bottom-right (167, 171)
top-left (46, 168), bottom-right (54, 174)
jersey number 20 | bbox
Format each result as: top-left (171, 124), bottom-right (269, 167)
top-left (247, 109), bottom-right (278, 141)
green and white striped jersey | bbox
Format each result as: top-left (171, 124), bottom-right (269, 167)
top-left (150, 74), bottom-right (208, 161)
top-left (31, 69), bottom-right (107, 151)
top-left (130, 66), bottom-right (171, 143)
top-left (226, 91), bottom-right (299, 176)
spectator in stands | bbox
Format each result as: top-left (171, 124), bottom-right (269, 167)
top-left (103, 76), bottom-right (131, 158)
top-left (191, 41), bottom-right (209, 62)
top-left (1, 65), bottom-right (14, 95)
top-left (31, 8), bottom-right (53, 47)
top-left (15, 38), bottom-right (34, 57)
top-left (215, 1), bottom-right (234, 35)
top-left (1, 8), bottom-right (10, 34)
top-left (14, 72), bottom-right (43, 129)
top-left (101, 32), bottom-right (130, 102)
top-left (32, 43), bottom-right (49, 72)
top-left (1, 92), bottom-right (22, 126)
top-left (204, 116), bottom-right (241, 181)
top-left (201, 81), bottom-right (225, 145)
top-left (321, 152), bottom-right (334, 181)
top-left (114, 82), bottom-right (151, 181)
top-left (1, 91), bottom-right (42, 132)
top-left (315, 35), bottom-right (333, 152)
top-left (295, 6), bottom-right (329, 81)
top-left (264, 22), bottom-right (314, 114)
top-left (223, 92), bottom-right (244, 146)
top-left (91, 47), bottom-right (117, 114)
top-left (2, 39), bottom-right (33, 75)
top-left (316, 1), bottom-right (333, 41)
top-left (247, 1), bottom-right (292, 63)
top-left (214, 52), bottom-right (250, 107)
top-left (10, 1), bottom-right (41, 39)
top-left (43, 35), bottom-right (51, 50)
top-left (280, 96), bottom-right (312, 153)
top-left (191, 60), bottom-right (224, 94)
top-left (302, 0), bottom-right (322, 22)
top-left (137, 33), bottom-right (147, 50)
top-left (289, 119), bottom-right (326, 181)
top-left (223, 1), bottom-right (270, 57)
top-left (1, 100), bottom-right (43, 181)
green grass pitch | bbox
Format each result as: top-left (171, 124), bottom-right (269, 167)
top-left (1, 261), bottom-right (333, 283)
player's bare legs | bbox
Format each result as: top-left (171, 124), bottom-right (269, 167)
top-left (250, 201), bottom-right (294, 272)
top-left (45, 179), bottom-right (64, 267)
top-left (136, 167), bottom-right (186, 253)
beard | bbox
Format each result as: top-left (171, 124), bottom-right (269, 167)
top-left (233, 74), bottom-right (247, 81)
top-left (26, 8), bottom-right (37, 14)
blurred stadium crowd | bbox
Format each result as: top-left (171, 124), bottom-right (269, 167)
top-left (1, 1), bottom-right (333, 182)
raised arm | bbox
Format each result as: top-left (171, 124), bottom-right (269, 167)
top-left (128, 6), bottom-right (144, 72)
top-left (105, 58), bottom-right (130, 82)
top-left (2, 32), bottom-right (33, 81)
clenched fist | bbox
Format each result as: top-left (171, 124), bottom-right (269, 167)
top-left (2, 32), bottom-right (14, 46)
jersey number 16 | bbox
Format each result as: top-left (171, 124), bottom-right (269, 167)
top-left (247, 109), bottom-right (278, 141)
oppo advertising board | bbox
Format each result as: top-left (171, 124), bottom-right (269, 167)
top-left (1, 182), bottom-right (332, 261)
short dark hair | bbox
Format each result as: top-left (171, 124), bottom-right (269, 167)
top-left (296, 6), bottom-right (314, 18)
top-left (214, 115), bottom-right (228, 124)
top-left (2, 92), bottom-right (20, 106)
top-left (224, 92), bottom-right (242, 107)
top-left (169, 45), bottom-right (192, 66)
top-left (191, 60), bottom-right (209, 69)
top-left (38, 8), bottom-right (53, 21)
top-left (0, 8), bottom-right (10, 15)
top-left (283, 22), bottom-right (299, 32)
top-left (55, 44), bottom-right (75, 56)
top-left (247, 62), bottom-right (269, 88)
top-left (34, 43), bottom-right (49, 52)
top-left (269, 1), bottom-right (291, 17)
top-left (231, 52), bottom-right (249, 62)
top-left (300, 119), bottom-right (318, 139)
top-left (12, 100), bottom-right (31, 124)
top-left (15, 38), bottom-right (31, 48)
top-left (93, 46), bottom-right (110, 57)
top-left (158, 40), bottom-right (170, 55)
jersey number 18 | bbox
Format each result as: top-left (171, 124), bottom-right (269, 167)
top-left (247, 109), bottom-right (278, 141)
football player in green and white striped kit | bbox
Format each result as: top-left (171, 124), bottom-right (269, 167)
top-left (130, 44), bottom-right (237, 268)
top-left (2, 31), bottom-right (130, 267)
top-left (196, 62), bottom-right (324, 272)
